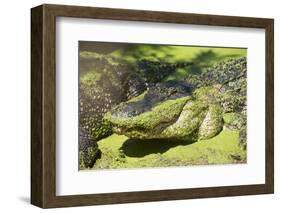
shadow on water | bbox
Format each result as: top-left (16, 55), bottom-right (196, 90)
top-left (188, 50), bottom-right (218, 74)
top-left (80, 42), bottom-right (244, 81)
top-left (121, 45), bottom-right (174, 61)
top-left (120, 138), bottom-right (195, 157)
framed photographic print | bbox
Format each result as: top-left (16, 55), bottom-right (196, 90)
top-left (31, 4), bottom-right (274, 208)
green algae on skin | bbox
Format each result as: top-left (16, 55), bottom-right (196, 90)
top-left (104, 96), bottom-right (191, 137)
top-left (105, 86), bottom-right (224, 141)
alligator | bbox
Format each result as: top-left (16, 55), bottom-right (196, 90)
top-left (104, 57), bottom-right (247, 144)
top-left (79, 52), bottom-right (192, 167)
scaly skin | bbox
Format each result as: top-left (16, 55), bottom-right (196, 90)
top-left (105, 83), bottom-right (223, 141)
